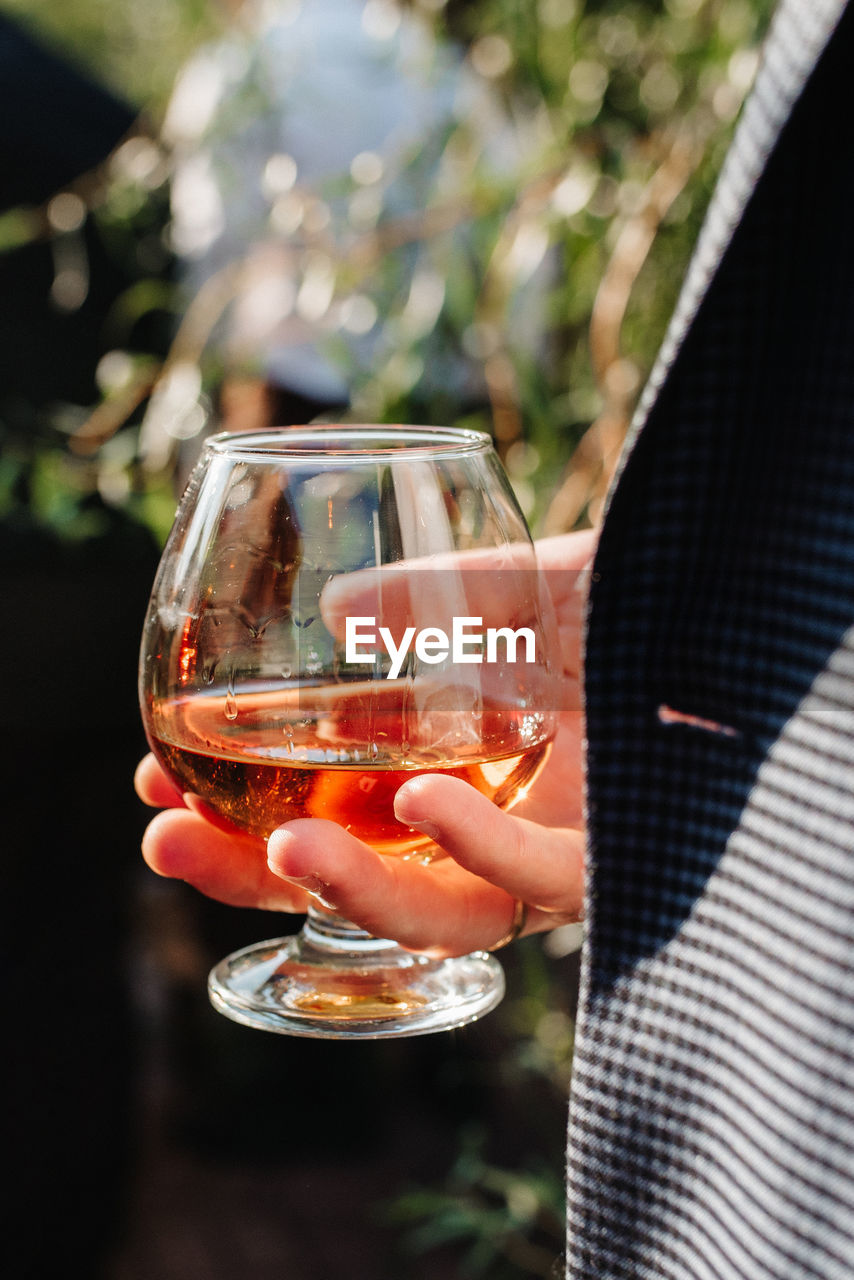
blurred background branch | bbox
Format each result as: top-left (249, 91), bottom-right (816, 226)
top-left (1, 0), bottom-right (774, 547)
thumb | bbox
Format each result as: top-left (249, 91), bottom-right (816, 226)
top-left (394, 774), bottom-right (586, 922)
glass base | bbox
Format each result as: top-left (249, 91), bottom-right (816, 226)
top-left (207, 909), bottom-right (505, 1039)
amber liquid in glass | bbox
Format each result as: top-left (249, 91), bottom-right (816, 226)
top-left (147, 681), bottom-right (551, 854)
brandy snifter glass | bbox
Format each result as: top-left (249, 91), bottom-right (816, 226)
top-left (139, 425), bottom-right (557, 1038)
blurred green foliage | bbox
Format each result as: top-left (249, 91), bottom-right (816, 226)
top-left (2, 0), bottom-right (220, 110)
top-left (1, 0), bottom-right (774, 550)
top-left (0, 1), bottom-right (774, 1273)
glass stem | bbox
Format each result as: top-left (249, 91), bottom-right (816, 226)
top-left (302, 903), bottom-right (398, 954)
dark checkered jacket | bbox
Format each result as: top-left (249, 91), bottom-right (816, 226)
top-left (570, 1), bottom-right (854, 1276)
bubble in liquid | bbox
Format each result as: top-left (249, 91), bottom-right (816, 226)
top-left (224, 677), bottom-right (238, 721)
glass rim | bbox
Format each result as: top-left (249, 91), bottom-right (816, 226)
top-left (205, 424), bottom-right (493, 462)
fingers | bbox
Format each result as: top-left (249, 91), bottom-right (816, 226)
top-left (135, 746), bottom-right (585, 952)
top-left (534, 528), bottom-right (598, 575)
top-left (535, 530), bottom-right (598, 684)
top-left (319, 535), bottom-right (593, 646)
top-left (135, 752), bottom-right (186, 809)
top-left (267, 776), bottom-right (585, 957)
top-left (142, 808), bottom-right (310, 913)
top-left (267, 818), bottom-right (524, 957)
top-left (509, 714), bottom-right (585, 828)
top-left (394, 774), bottom-right (585, 917)
top-left (320, 543), bottom-right (540, 639)
top-left (136, 753), bottom-right (308, 911)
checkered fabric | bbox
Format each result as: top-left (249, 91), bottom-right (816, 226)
top-left (570, 1), bottom-right (854, 1277)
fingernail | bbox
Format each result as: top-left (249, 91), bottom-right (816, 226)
top-left (401, 816), bottom-right (441, 842)
top-left (273, 871), bottom-right (338, 910)
top-left (393, 792), bottom-right (442, 841)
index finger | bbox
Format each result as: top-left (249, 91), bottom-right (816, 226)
top-left (394, 774), bottom-right (586, 916)
top-left (319, 530), bottom-right (596, 686)
top-left (319, 542), bottom-right (549, 641)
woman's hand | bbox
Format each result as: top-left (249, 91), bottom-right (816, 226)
top-left (136, 528), bottom-right (596, 955)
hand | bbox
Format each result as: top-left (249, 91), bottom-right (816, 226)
top-left (136, 528), bottom-right (595, 956)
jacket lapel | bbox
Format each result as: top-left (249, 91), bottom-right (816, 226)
top-left (616, 0), bottom-right (849, 478)
top-left (573, 3), bottom-right (854, 1274)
